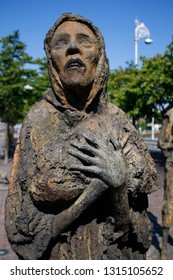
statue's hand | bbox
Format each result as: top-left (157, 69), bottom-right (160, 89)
top-left (68, 133), bottom-right (127, 189)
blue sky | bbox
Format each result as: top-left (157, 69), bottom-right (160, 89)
top-left (1, 0), bottom-right (173, 70)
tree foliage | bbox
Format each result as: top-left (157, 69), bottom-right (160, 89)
top-left (0, 31), bottom-right (35, 124)
top-left (108, 39), bottom-right (173, 124)
top-left (32, 57), bottom-right (50, 100)
top-left (0, 31), bottom-right (50, 125)
top-left (0, 31), bottom-right (50, 161)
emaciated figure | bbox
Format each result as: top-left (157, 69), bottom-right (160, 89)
top-left (5, 13), bottom-right (158, 260)
top-left (158, 107), bottom-right (173, 259)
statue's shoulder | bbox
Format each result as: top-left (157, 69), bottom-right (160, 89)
top-left (24, 90), bottom-right (58, 124)
top-left (107, 102), bottom-right (128, 117)
top-left (19, 90), bottom-right (60, 141)
top-left (165, 107), bottom-right (173, 119)
top-left (107, 102), bottom-right (133, 128)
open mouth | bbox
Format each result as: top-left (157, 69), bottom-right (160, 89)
top-left (65, 59), bottom-right (85, 70)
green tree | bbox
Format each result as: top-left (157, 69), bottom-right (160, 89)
top-left (0, 31), bottom-right (51, 162)
top-left (108, 38), bottom-right (173, 126)
top-left (0, 31), bottom-right (37, 161)
top-left (32, 57), bottom-right (50, 100)
top-left (138, 39), bottom-right (173, 123)
top-left (108, 62), bottom-right (141, 125)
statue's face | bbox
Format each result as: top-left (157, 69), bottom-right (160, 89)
top-left (50, 21), bottom-right (99, 90)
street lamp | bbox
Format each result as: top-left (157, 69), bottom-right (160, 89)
top-left (134, 18), bottom-right (152, 66)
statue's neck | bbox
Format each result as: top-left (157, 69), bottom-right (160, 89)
top-left (63, 85), bottom-right (92, 111)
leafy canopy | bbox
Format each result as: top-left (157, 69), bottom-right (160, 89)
top-left (108, 39), bottom-right (173, 124)
top-left (0, 31), bottom-right (50, 125)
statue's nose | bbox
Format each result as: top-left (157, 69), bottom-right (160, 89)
top-left (66, 41), bottom-right (80, 55)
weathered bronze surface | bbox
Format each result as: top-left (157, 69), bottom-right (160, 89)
top-left (5, 13), bottom-right (158, 260)
top-left (158, 107), bottom-right (173, 259)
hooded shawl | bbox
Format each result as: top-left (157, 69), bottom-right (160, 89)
top-left (5, 13), bottom-right (158, 260)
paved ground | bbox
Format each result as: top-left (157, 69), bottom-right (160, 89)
top-left (0, 144), bottom-right (173, 260)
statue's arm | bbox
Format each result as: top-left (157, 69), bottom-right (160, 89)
top-left (51, 178), bottom-right (108, 238)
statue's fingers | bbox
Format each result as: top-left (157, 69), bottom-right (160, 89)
top-left (123, 146), bottom-right (131, 156)
top-left (69, 165), bottom-right (100, 175)
top-left (121, 134), bottom-right (130, 148)
top-left (68, 148), bottom-right (97, 165)
top-left (109, 136), bottom-right (122, 151)
top-left (82, 133), bottom-right (99, 148)
top-left (70, 141), bottom-right (99, 156)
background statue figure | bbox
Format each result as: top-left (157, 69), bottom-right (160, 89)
top-left (158, 107), bottom-right (173, 259)
top-left (5, 13), bottom-right (158, 260)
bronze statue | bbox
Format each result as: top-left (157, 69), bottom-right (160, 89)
top-left (5, 13), bottom-right (158, 260)
top-left (158, 107), bottom-right (173, 259)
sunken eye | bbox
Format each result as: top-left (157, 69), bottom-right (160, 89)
top-left (80, 39), bottom-right (93, 47)
top-left (55, 39), bottom-right (67, 47)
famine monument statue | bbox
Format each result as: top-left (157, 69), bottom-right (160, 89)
top-left (5, 13), bottom-right (158, 260)
top-left (158, 107), bottom-right (173, 259)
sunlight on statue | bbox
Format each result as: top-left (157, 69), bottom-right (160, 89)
top-left (5, 13), bottom-right (158, 260)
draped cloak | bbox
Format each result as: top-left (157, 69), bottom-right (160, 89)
top-left (5, 13), bottom-right (158, 260)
